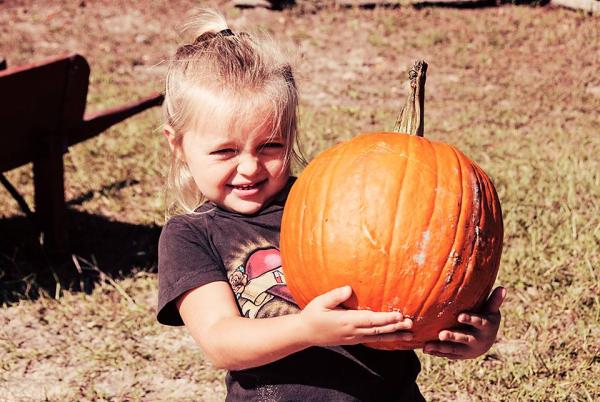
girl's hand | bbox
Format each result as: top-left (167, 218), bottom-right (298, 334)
top-left (423, 287), bottom-right (506, 360)
top-left (300, 285), bottom-right (413, 347)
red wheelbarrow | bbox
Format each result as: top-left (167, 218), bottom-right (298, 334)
top-left (0, 54), bottom-right (163, 254)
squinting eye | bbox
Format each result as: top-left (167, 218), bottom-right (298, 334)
top-left (211, 148), bottom-right (237, 156)
top-left (260, 143), bottom-right (284, 152)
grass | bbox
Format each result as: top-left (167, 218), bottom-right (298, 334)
top-left (1, 1), bottom-right (599, 401)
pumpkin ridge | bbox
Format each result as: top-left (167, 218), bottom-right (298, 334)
top-left (457, 164), bottom-right (500, 308)
top-left (353, 138), bottom-right (376, 308)
top-left (402, 136), bottom-right (428, 313)
top-left (464, 154), bottom-right (487, 298)
top-left (416, 144), bottom-right (465, 322)
top-left (306, 158), bottom-right (327, 304)
top-left (357, 144), bottom-right (374, 308)
top-left (312, 153), bottom-right (335, 302)
top-left (383, 136), bottom-right (410, 313)
top-left (363, 137), bottom-right (394, 309)
top-left (289, 152), bottom-right (325, 306)
top-left (467, 167), bottom-right (490, 302)
top-left (411, 138), bottom-right (444, 320)
top-left (321, 143), bottom-right (352, 297)
top-left (293, 163), bottom-right (310, 306)
top-left (444, 146), bottom-right (476, 312)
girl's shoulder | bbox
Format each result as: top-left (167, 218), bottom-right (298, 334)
top-left (160, 204), bottom-right (218, 246)
top-left (164, 202), bottom-right (218, 226)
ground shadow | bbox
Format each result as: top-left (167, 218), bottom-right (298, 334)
top-left (0, 208), bottom-right (161, 305)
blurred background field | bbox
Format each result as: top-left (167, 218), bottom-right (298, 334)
top-left (0, 1), bottom-right (598, 401)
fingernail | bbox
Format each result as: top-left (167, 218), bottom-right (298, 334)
top-left (338, 285), bottom-right (352, 295)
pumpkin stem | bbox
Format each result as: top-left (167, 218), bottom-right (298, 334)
top-left (394, 60), bottom-right (427, 136)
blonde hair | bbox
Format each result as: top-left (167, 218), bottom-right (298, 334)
top-left (163, 9), bottom-right (304, 215)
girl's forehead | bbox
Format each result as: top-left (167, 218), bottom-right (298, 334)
top-left (184, 85), bottom-right (288, 143)
top-left (191, 96), bottom-right (277, 134)
top-left (192, 107), bottom-right (279, 143)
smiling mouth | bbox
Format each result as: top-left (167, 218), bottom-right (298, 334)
top-left (230, 179), bottom-right (266, 191)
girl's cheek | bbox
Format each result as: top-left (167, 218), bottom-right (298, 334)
top-left (265, 160), bottom-right (286, 175)
top-left (264, 153), bottom-right (287, 166)
top-left (274, 164), bottom-right (291, 179)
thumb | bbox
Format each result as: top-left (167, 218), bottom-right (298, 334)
top-left (484, 286), bottom-right (507, 314)
top-left (314, 285), bottom-right (353, 309)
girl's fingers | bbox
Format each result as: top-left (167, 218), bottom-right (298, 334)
top-left (314, 285), bottom-right (353, 309)
top-left (458, 311), bottom-right (502, 332)
top-left (423, 341), bottom-right (468, 356)
top-left (455, 286), bottom-right (506, 329)
top-left (457, 313), bottom-right (487, 329)
top-left (360, 330), bottom-right (414, 343)
top-left (482, 286), bottom-right (507, 314)
top-left (394, 318), bottom-right (413, 331)
top-left (356, 320), bottom-right (413, 336)
top-left (351, 310), bottom-right (410, 328)
top-left (438, 330), bottom-right (476, 345)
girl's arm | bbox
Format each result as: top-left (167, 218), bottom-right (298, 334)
top-left (177, 282), bottom-right (413, 370)
top-left (423, 286), bottom-right (506, 360)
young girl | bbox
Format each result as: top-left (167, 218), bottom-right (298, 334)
top-left (157, 9), bottom-right (506, 401)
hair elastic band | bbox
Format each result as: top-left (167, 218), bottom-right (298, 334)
top-left (219, 29), bottom-right (234, 37)
top-left (192, 29), bottom-right (235, 46)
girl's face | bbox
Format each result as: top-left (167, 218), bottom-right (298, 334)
top-left (178, 108), bottom-right (290, 215)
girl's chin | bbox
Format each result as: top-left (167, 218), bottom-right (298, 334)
top-left (221, 198), bottom-right (265, 214)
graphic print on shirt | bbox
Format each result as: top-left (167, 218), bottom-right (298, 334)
top-left (228, 247), bottom-right (296, 318)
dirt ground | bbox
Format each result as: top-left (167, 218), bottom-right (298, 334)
top-left (1, 0), bottom-right (599, 401)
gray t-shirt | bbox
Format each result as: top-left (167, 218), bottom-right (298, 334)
top-left (157, 178), bottom-right (424, 401)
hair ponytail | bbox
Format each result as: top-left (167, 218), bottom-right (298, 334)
top-left (181, 8), bottom-right (229, 44)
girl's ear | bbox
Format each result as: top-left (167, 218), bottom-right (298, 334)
top-left (163, 125), bottom-right (178, 153)
top-left (164, 125), bottom-right (187, 163)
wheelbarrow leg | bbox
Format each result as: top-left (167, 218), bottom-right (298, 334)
top-left (33, 133), bottom-right (67, 254)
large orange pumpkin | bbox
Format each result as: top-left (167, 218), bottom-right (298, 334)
top-left (280, 132), bottom-right (503, 349)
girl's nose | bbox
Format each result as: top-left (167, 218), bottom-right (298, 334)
top-left (237, 153), bottom-right (261, 176)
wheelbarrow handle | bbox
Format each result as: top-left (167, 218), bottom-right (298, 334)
top-left (70, 92), bottom-right (164, 146)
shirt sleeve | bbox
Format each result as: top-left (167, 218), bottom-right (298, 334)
top-left (156, 215), bottom-right (228, 326)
